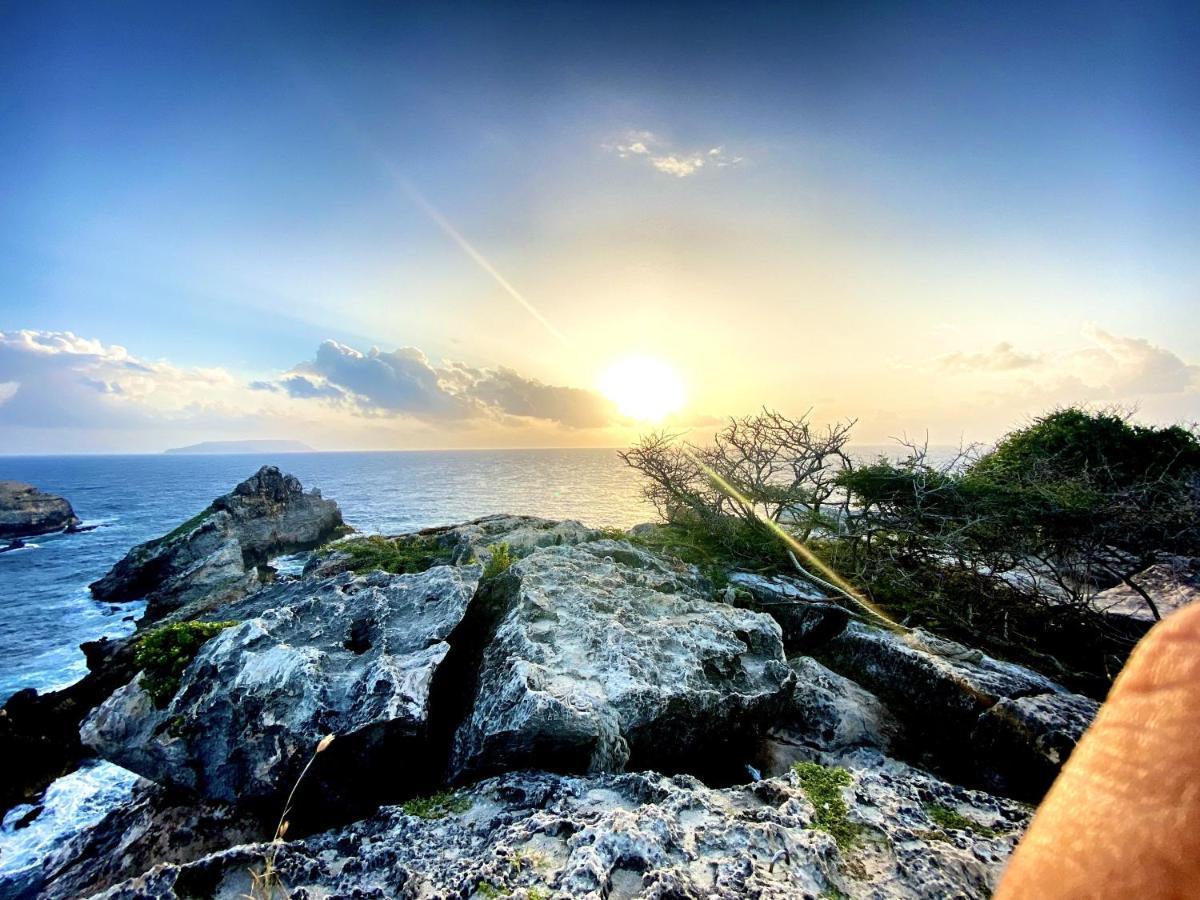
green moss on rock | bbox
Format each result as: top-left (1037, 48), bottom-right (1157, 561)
top-left (924, 802), bottom-right (1001, 837)
top-left (792, 761), bottom-right (862, 850)
top-left (401, 790), bottom-right (472, 820)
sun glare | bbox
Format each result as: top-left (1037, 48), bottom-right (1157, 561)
top-left (599, 356), bottom-right (686, 423)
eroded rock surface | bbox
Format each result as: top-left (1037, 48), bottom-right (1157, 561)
top-left (758, 656), bottom-right (901, 775)
top-left (451, 540), bottom-right (795, 783)
top-left (818, 623), bottom-right (1096, 797)
top-left (0, 482), bottom-right (80, 539)
top-left (89, 466), bottom-right (344, 623)
top-left (87, 757), bottom-right (1030, 900)
top-left (82, 564), bottom-right (481, 817)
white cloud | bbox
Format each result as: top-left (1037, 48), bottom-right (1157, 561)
top-left (604, 130), bottom-right (744, 178)
top-left (934, 326), bottom-right (1200, 401)
top-left (939, 342), bottom-right (1042, 372)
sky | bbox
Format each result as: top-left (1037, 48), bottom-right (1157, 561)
top-left (1, 1), bottom-right (1198, 453)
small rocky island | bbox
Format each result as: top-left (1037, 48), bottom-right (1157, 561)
top-left (2, 468), bottom-right (1104, 899)
top-left (0, 482), bottom-right (81, 540)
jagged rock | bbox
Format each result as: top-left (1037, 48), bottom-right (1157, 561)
top-left (306, 513), bottom-right (600, 578)
top-left (817, 623), bottom-right (1095, 798)
top-left (728, 572), bottom-right (850, 652)
top-left (1092, 555), bottom-right (1200, 624)
top-left (89, 466), bottom-right (344, 623)
top-left (450, 540), bottom-right (795, 783)
top-left (757, 657), bottom-right (901, 775)
top-left (819, 623), bottom-right (1062, 725)
top-left (0, 482), bottom-right (80, 539)
top-left (82, 564), bottom-right (481, 819)
top-left (971, 691), bottom-right (1100, 797)
top-left (88, 756), bottom-right (1030, 900)
top-left (15, 777), bottom-right (260, 900)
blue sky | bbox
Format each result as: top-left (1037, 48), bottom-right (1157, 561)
top-left (1, 1), bottom-right (1198, 451)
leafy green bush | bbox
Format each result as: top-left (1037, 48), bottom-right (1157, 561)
top-left (136, 620), bottom-right (237, 708)
top-left (792, 762), bottom-right (861, 850)
top-left (337, 534), bottom-right (452, 575)
top-left (482, 542), bottom-right (515, 578)
top-left (401, 790), bottom-right (472, 819)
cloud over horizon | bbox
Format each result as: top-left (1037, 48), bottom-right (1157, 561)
top-left (933, 325), bottom-right (1200, 404)
top-left (260, 340), bottom-right (618, 428)
top-left (0, 331), bottom-right (621, 453)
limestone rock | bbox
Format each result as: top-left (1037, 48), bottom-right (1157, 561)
top-left (1092, 555), bottom-right (1200, 624)
top-left (971, 691), bottom-right (1100, 797)
top-left (18, 777), bottom-right (260, 900)
top-left (89, 466), bottom-right (344, 623)
top-left (82, 564), bottom-right (481, 817)
top-left (0, 482), bottom-right (80, 539)
top-left (758, 656), bottom-right (901, 775)
top-left (818, 623), bottom-right (1096, 797)
top-left (450, 540), bottom-right (795, 782)
top-left (88, 756), bottom-right (1031, 900)
top-left (306, 513), bottom-right (601, 578)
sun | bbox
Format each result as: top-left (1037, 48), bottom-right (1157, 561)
top-left (599, 356), bottom-right (686, 423)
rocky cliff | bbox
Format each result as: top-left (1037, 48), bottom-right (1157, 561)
top-left (6, 494), bottom-right (1110, 898)
top-left (89, 465), bottom-right (345, 623)
top-left (0, 482), bottom-right (80, 539)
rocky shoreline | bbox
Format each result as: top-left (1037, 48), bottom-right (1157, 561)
top-left (0, 467), bottom-right (1107, 898)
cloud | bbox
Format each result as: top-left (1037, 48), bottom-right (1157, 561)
top-left (934, 327), bottom-right (1200, 400)
top-left (1079, 325), bottom-right (1199, 395)
top-left (604, 131), bottom-right (744, 179)
top-left (260, 340), bottom-right (619, 428)
top-left (0, 330), bottom-right (241, 429)
top-left (939, 342), bottom-right (1041, 372)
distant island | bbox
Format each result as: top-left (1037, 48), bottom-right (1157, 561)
top-left (164, 440), bottom-right (315, 455)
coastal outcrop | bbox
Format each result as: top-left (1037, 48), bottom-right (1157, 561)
top-left (89, 465), bottom-right (344, 623)
top-left (83, 564), bottom-right (482, 818)
top-left (816, 622), bottom-right (1099, 798)
top-left (0, 482), bottom-right (80, 539)
top-left (4, 496), bottom-right (1112, 899)
top-left (450, 540), bottom-right (795, 782)
top-left (0, 467), bottom-right (345, 822)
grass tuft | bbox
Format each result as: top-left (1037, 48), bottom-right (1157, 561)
top-left (792, 761), bottom-right (862, 851)
top-left (135, 620), bottom-right (237, 708)
top-left (482, 542), bottom-right (515, 579)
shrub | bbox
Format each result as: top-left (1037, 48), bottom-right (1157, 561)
top-left (135, 620), bottom-right (237, 708)
top-left (337, 534), bottom-right (452, 575)
top-left (483, 542), bottom-right (515, 579)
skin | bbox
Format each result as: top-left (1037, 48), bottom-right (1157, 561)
top-left (996, 603), bottom-right (1200, 898)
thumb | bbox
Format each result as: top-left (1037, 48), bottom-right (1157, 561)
top-left (996, 602), bottom-right (1200, 898)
